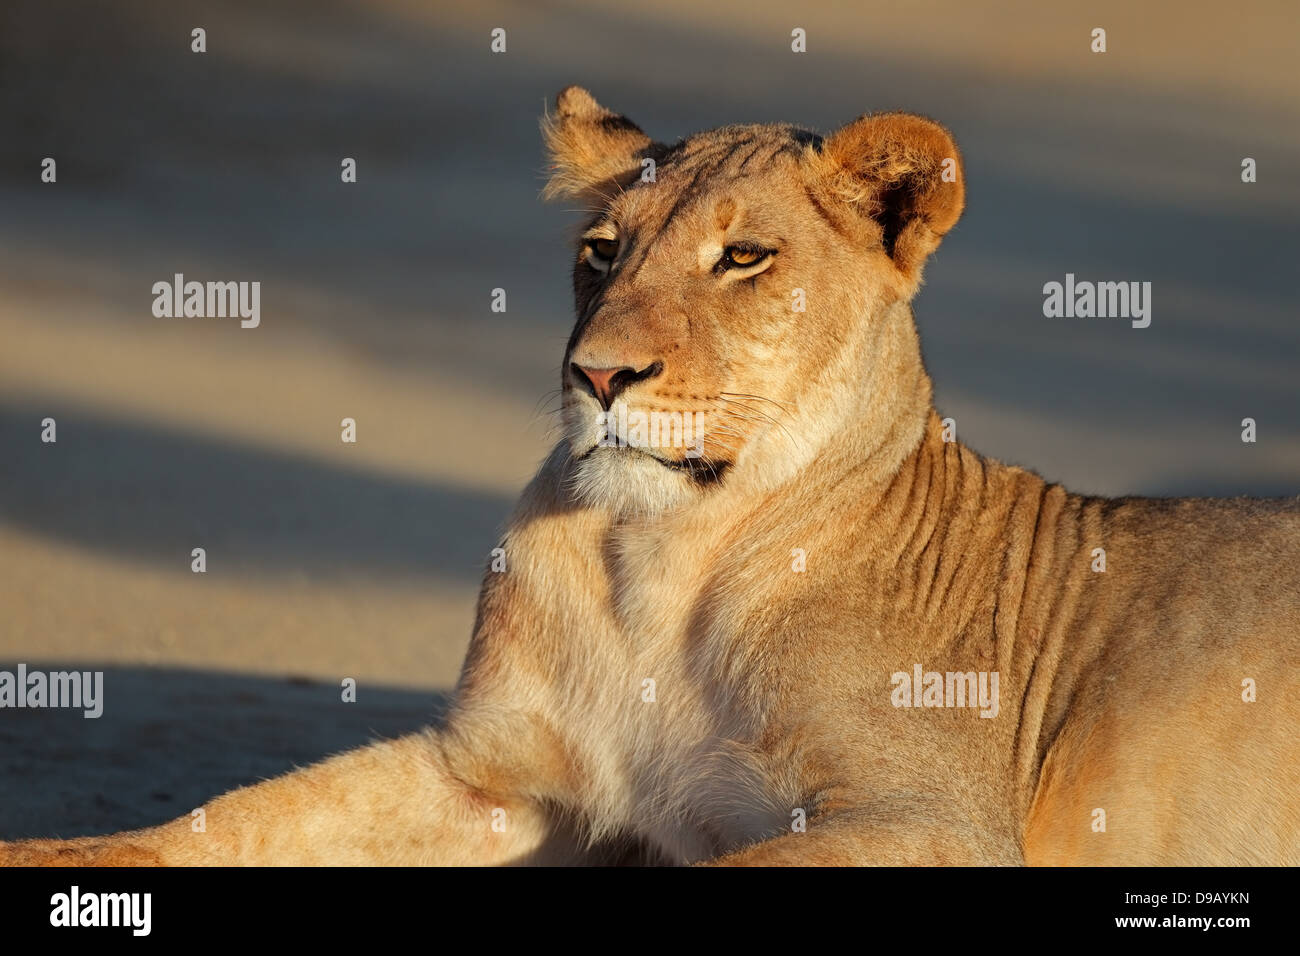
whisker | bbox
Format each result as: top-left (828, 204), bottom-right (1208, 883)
top-left (718, 391), bottom-right (792, 414)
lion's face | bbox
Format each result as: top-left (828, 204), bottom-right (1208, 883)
top-left (544, 88), bottom-right (964, 516)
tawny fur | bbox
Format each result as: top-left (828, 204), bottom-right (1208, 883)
top-left (4, 87), bottom-right (1297, 866)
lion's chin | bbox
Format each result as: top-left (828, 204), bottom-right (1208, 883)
top-left (568, 445), bottom-right (696, 517)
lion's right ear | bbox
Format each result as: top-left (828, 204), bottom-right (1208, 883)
top-left (541, 86), bottom-right (654, 202)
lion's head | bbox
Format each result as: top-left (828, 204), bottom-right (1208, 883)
top-left (544, 87), bottom-right (964, 516)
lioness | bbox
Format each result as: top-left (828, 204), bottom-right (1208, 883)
top-left (5, 88), bottom-right (1298, 866)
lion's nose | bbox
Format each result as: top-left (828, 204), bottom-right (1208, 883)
top-left (570, 361), bottom-right (663, 410)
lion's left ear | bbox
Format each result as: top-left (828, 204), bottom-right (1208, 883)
top-left (819, 112), bottom-right (965, 283)
top-left (541, 86), bottom-right (655, 202)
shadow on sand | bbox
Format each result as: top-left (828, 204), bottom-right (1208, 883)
top-left (0, 664), bottom-right (448, 840)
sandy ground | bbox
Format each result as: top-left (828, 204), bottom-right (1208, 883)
top-left (0, 0), bottom-right (1297, 839)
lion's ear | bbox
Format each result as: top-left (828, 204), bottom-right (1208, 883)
top-left (820, 112), bottom-right (965, 282)
top-left (542, 86), bottom-right (654, 202)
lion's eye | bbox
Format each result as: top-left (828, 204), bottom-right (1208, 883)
top-left (583, 236), bottom-right (619, 274)
top-left (719, 244), bottom-right (774, 271)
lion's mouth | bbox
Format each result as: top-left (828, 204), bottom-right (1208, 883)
top-left (659, 453), bottom-right (730, 484)
top-left (580, 444), bottom-right (730, 485)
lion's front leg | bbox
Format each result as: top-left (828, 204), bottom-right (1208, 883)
top-left (3, 445), bottom-right (614, 867)
top-left (0, 727), bottom-right (587, 867)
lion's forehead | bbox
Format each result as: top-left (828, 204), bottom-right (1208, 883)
top-left (608, 137), bottom-right (819, 244)
top-left (659, 123), bottom-right (822, 164)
